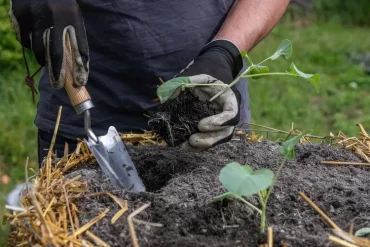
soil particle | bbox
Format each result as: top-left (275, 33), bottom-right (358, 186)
top-left (66, 139), bottom-right (370, 247)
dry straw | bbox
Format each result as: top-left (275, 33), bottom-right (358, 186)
top-left (3, 106), bottom-right (165, 247)
top-left (243, 122), bottom-right (370, 164)
top-left (4, 111), bottom-right (370, 246)
top-left (330, 123), bottom-right (370, 163)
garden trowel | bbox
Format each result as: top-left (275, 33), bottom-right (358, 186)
top-left (62, 33), bottom-right (145, 192)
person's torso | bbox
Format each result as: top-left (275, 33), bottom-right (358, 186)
top-left (35, 0), bottom-right (250, 139)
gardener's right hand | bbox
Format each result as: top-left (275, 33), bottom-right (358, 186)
top-left (8, 0), bottom-right (89, 88)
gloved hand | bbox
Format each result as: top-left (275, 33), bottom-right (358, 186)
top-left (175, 39), bottom-right (244, 151)
top-left (8, 0), bottom-right (89, 88)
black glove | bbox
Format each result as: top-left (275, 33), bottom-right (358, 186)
top-left (9, 0), bottom-right (89, 88)
top-left (175, 39), bottom-right (244, 151)
top-left (179, 39), bottom-right (243, 84)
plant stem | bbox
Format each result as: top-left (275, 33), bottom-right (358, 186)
top-left (260, 203), bottom-right (266, 233)
top-left (184, 83), bottom-right (228, 88)
top-left (210, 71), bottom-right (299, 102)
top-left (209, 66), bottom-right (252, 101)
top-left (241, 72), bottom-right (298, 79)
top-left (264, 158), bottom-right (287, 205)
top-left (258, 192), bottom-right (266, 233)
top-left (284, 132), bottom-right (292, 142)
top-left (244, 53), bottom-right (254, 66)
top-left (234, 195), bottom-right (262, 215)
top-left (257, 56), bottom-right (272, 65)
top-left (258, 192), bottom-right (264, 205)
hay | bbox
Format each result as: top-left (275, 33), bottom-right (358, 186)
top-left (4, 155), bottom-right (91, 246)
top-left (4, 130), bottom-right (164, 247)
top-left (334, 124), bottom-right (370, 163)
top-left (4, 117), bottom-right (370, 246)
top-left (243, 122), bottom-right (370, 163)
top-left (3, 106), bottom-right (165, 247)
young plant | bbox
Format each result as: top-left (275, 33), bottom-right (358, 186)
top-left (156, 39), bottom-right (320, 104)
top-left (355, 227), bottom-right (370, 237)
top-left (214, 133), bottom-right (304, 233)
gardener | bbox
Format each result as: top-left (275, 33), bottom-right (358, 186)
top-left (9, 0), bottom-right (289, 166)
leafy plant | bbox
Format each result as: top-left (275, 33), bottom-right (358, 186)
top-left (0, 0), bottom-right (24, 69)
top-left (355, 227), bottom-right (370, 237)
top-left (214, 133), bottom-right (304, 233)
top-left (156, 39), bottom-right (320, 104)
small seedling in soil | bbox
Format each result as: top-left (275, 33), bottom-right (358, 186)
top-left (214, 134), bottom-right (303, 233)
top-left (149, 39), bottom-right (320, 146)
top-left (355, 227), bottom-right (370, 237)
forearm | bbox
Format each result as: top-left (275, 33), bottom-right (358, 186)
top-left (214, 0), bottom-right (290, 52)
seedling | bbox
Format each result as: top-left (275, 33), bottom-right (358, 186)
top-left (156, 39), bottom-right (320, 104)
top-left (355, 227), bottom-right (370, 237)
top-left (214, 134), bottom-right (304, 233)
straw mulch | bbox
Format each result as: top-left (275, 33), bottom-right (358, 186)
top-left (4, 117), bottom-right (370, 246)
top-left (3, 129), bottom-right (165, 247)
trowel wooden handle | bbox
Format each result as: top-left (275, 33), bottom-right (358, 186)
top-left (64, 33), bottom-right (91, 108)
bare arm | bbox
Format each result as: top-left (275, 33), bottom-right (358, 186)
top-left (172, 0), bottom-right (289, 151)
top-left (214, 0), bottom-right (290, 52)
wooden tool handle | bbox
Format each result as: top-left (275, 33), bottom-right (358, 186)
top-left (64, 33), bottom-right (91, 108)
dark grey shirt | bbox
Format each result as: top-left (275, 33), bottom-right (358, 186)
top-left (35, 0), bottom-right (251, 140)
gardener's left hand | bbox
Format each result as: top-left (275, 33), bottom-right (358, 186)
top-left (176, 39), bottom-right (243, 151)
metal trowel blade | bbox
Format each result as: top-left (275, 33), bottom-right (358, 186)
top-left (85, 126), bottom-right (146, 192)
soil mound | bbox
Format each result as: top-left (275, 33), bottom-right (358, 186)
top-left (65, 139), bottom-right (370, 247)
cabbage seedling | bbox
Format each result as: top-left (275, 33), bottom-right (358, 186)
top-left (214, 134), bottom-right (304, 233)
top-left (156, 39), bottom-right (320, 104)
top-left (355, 227), bottom-right (370, 237)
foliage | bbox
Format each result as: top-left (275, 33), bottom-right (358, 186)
top-left (0, 68), bottom-right (39, 245)
top-left (287, 63), bottom-right (320, 91)
top-left (0, 0), bottom-right (24, 69)
top-left (267, 39), bottom-right (292, 60)
top-left (286, 0), bottom-right (370, 27)
top-left (0, 71), bottom-right (39, 166)
top-left (157, 77), bottom-right (191, 103)
top-left (1, 18), bottom-right (370, 244)
top-left (355, 227), bottom-right (370, 237)
top-left (218, 162), bottom-right (274, 197)
top-left (214, 134), bottom-right (303, 233)
top-left (280, 132), bottom-right (303, 158)
top-left (157, 39), bottom-right (320, 103)
top-left (247, 21), bottom-right (370, 137)
top-left (312, 0), bottom-right (370, 27)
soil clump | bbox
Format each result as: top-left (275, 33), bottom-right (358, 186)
top-left (148, 90), bottom-right (216, 146)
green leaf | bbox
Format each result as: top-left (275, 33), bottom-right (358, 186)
top-left (280, 134), bottom-right (304, 159)
top-left (156, 77), bottom-right (191, 103)
top-left (288, 63), bottom-right (320, 92)
top-left (213, 192), bottom-right (236, 202)
top-left (248, 65), bottom-right (270, 79)
top-left (219, 162), bottom-right (274, 197)
top-left (269, 39), bottom-right (292, 60)
top-left (355, 227), bottom-right (370, 237)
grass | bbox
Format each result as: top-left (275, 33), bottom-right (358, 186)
top-left (1, 20), bottom-right (370, 244)
top-left (247, 20), bottom-right (370, 137)
top-left (0, 57), bottom-right (39, 244)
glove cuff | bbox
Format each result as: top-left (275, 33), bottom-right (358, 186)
top-left (199, 39), bottom-right (243, 79)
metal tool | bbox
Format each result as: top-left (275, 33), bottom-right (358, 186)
top-left (63, 33), bottom-right (145, 192)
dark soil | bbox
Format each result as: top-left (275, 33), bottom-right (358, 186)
top-left (65, 139), bottom-right (370, 247)
top-left (148, 89), bottom-right (216, 147)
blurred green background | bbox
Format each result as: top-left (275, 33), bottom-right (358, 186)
top-left (1, 0), bottom-right (370, 244)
